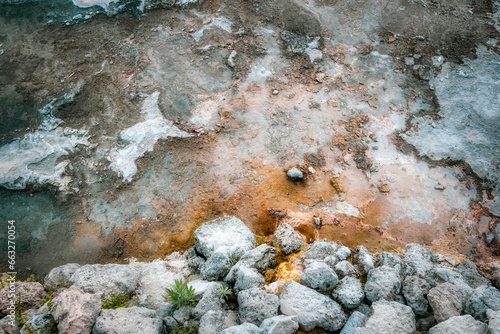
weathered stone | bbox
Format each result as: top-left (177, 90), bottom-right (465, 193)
top-left (486, 309), bottom-right (500, 334)
top-left (376, 252), bottom-right (411, 276)
top-left (186, 246), bottom-right (206, 274)
top-left (272, 223), bottom-right (302, 255)
top-left (301, 240), bottom-right (338, 262)
top-left (465, 285), bottom-right (500, 321)
top-left (287, 167), bottom-right (303, 180)
top-left (0, 316), bottom-right (19, 334)
top-left (192, 282), bottom-right (225, 320)
top-left (173, 305), bottom-right (192, 323)
top-left (51, 286), bottom-right (101, 334)
top-left (92, 306), bottom-right (162, 334)
top-left (194, 217), bottom-right (256, 259)
top-left (428, 315), bottom-right (487, 334)
top-left (340, 311), bottom-right (367, 334)
top-left (336, 246), bottom-right (352, 261)
top-left (0, 282), bottom-right (45, 315)
top-left (280, 281), bottom-right (346, 331)
top-left (201, 246), bottom-right (234, 281)
top-left (332, 276), bottom-right (365, 310)
top-left (427, 282), bottom-right (465, 322)
top-left (454, 261), bottom-right (491, 289)
top-left (353, 246), bottom-right (374, 276)
top-left (43, 263), bottom-right (80, 290)
top-left (70, 264), bottom-right (139, 297)
top-left (199, 310), bottom-right (239, 334)
top-left (226, 245), bottom-right (276, 283)
top-left (259, 315), bottom-right (299, 334)
top-left (301, 261), bottom-right (338, 291)
top-left (402, 276), bottom-right (431, 316)
top-left (364, 266), bottom-right (402, 302)
top-left (187, 280), bottom-right (215, 301)
top-left (402, 243), bottom-right (434, 278)
top-left (21, 312), bottom-right (57, 334)
top-left (238, 288), bottom-right (279, 326)
top-left (354, 300), bottom-right (416, 334)
top-left (335, 261), bottom-right (360, 279)
top-left (222, 323), bottom-right (264, 334)
top-left (234, 266), bottom-right (265, 291)
top-left (425, 265), bottom-right (472, 291)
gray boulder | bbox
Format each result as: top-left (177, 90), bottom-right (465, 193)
top-left (402, 243), bottom-right (434, 278)
top-left (21, 312), bottom-right (57, 334)
top-left (427, 282), bottom-right (465, 322)
top-left (425, 265), bottom-right (472, 290)
top-left (43, 263), bottom-right (80, 290)
top-left (402, 276), bottom-right (431, 316)
top-left (272, 223), bottom-right (302, 255)
top-left (300, 240), bottom-right (338, 262)
top-left (226, 245), bottom-right (277, 283)
top-left (187, 280), bottom-right (216, 302)
top-left (301, 261), bottom-right (338, 291)
top-left (340, 311), bottom-right (367, 334)
top-left (201, 246), bottom-right (234, 281)
top-left (70, 264), bottom-right (139, 297)
top-left (259, 315), bottom-right (299, 334)
top-left (194, 217), bottom-right (256, 259)
top-left (428, 315), bottom-right (487, 334)
top-left (238, 288), bottom-right (279, 326)
top-left (186, 247), bottom-right (206, 274)
top-left (465, 285), bottom-right (500, 321)
top-left (335, 261), bottom-right (360, 279)
top-left (353, 246), bottom-right (374, 276)
top-left (454, 261), bottom-right (491, 289)
top-left (376, 252), bottom-right (411, 276)
top-left (354, 300), bottom-right (416, 334)
top-left (92, 306), bottom-right (162, 334)
top-left (280, 281), bottom-right (346, 331)
top-left (222, 323), bottom-right (264, 334)
top-left (172, 305), bottom-right (192, 324)
top-left (486, 309), bottom-right (500, 334)
top-left (51, 286), bottom-right (101, 334)
top-left (192, 282), bottom-right (225, 320)
top-left (234, 266), bottom-right (265, 291)
top-left (332, 276), bottom-right (365, 309)
top-left (199, 310), bottom-right (239, 334)
top-left (364, 266), bottom-right (402, 302)
top-left (336, 246), bottom-right (352, 261)
top-left (0, 282), bottom-right (45, 315)
top-left (0, 316), bottom-right (20, 334)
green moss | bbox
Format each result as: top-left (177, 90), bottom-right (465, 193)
top-left (101, 290), bottom-right (131, 309)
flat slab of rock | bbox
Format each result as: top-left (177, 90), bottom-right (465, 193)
top-left (71, 264), bottom-right (139, 297)
top-left (428, 315), bottom-right (487, 334)
top-left (51, 286), bottom-right (101, 334)
top-left (238, 288), bottom-right (279, 326)
top-left (92, 306), bottom-right (162, 334)
top-left (354, 300), bottom-right (415, 334)
top-left (279, 281), bottom-right (346, 331)
top-left (272, 223), bottom-right (302, 255)
top-left (194, 216), bottom-right (256, 259)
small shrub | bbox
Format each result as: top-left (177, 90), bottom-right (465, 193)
top-left (218, 284), bottom-right (232, 300)
top-left (165, 279), bottom-right (196, 310)
top-left (230, 254), bottom-right (238, 265)
top-left (101, 290), bottom-right (131, 309)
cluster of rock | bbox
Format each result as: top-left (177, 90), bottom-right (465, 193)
top-left (1, 216), bottom-right (500, 334)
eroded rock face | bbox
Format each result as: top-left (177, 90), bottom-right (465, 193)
top-left (92, 306), bottom-right (162, 334)
top-left (51, 286), bottom-right (101, 334)
top-left (70, 264), bottom-right (139, 297)
top-left (402, 276), bottom-right (431, 316)
top-left (272, 223), bottom-right (302, 255)
top-left (427, 315), bottom-right (487, 334)
top-left (279, 281), bottom-right (346, 331)
top-left (354, 300), bottom-right (416, 334)
top-left (0, 282), bottom-right (45, 315)
top-left (364, 266), bottom-right (402, 302)
top-left (192, 282), bottom-right (225, 320)
top-left (238, 288), bottom-right (279, 326)
top-left (427, 283), bottom-right (465, 323)
top-left (332, 276), bottom-right (365, 310)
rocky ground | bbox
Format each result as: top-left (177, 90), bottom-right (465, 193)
top-left (0, 0), bottom-right (499, 287)
top-left (1, 217), bottom-right (500, 334)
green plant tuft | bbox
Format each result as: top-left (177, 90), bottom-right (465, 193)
top-left (170, 322), bottom-right (196, 334)
top-left (218, 284), bottom-right (232, 300)
top-left (101, 290), bottom-right (131, 309)
top-left (165, 279), bottom-right (196, 310)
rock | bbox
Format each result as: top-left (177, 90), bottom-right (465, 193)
top-left (454, 261), bottom-right (491, 289)
top-left (226, 245), bottom-right (277, 283)
top-left (339, 311), bottom-right (367, 334)
top-left (222, 323), bottom-right (264, 334)
top-left (199, 310), bottom-right (239, 334)
top-left (0, 316), bottom-right (19, 334)
top-left (186, 247), bottom-right (206, 274)
top-left (70, 264), bottom-right (139, 297)
top-left (279, 281), bottom-right (346, 331)
top-left (300, 261), bottom-right (338, 291)
top-left (336, 246), bottom-right (351, 261)
top-left (259, 315), bottom-right (299, 334)
top-left (301, 240), bottom-right (338, 263)
top-left (155, 303), bottom-right (174, 318)
top-left (272, 90), bottom-right (279, 95)
top-left (51, 286), bottom-right (101, 334)
top-left (402, 276), bottom-right (431, 316)
top-left (402, 243), bottom-right (434, 278)
top-left (364, 266), bottom-right (402, 302)
top-left (192, 282), bottom-right (225, 320)
top-left (486, 309), bottom-right (500, 334)
top-left (332, 276), bottom-right (365, 310)
top-left (335, 261), bottom-right (360, 279)
top-left (484, 261), bottom-right (500, 289)
top-left (173, 305), bottom-right (192, 323)
top-left (163, 316), bottom-right (176, 332)
top-left (354, 300), bottom-right (416, 334)
top-left (43, 263), bottom-right (80, 290)
top-left (313, 216), bottom-right (321, 227)
top-left (376, 252), bottom-right (411, 276)
top-left (234, 266), bottom-right (265, 291)
top-left (353, 246), bottom-right (374, 276)
top-left (272, 223), bottom-right (302, 255)
top-left (427, 315), bottom-right (487, 334)
top-left (187, 280), bottom-right (216, 302)
top-left (424, 265), bottom-right (471, 290)
top-left (238, 288), bottom-right (279, 326)
top-left (21, 312), bottom-right (57, 334)
top-left (132, 259), bottom-right (185, 309)
top-left (416, 315), bottom-right (437, 332)
top-left (194, 216), bottom-right (256, 259)
top-left (92, 306), bottom-right (162, 334)
top-left (0, 282), bottom-right (45, 315)
top-left (427, 282), bottom-right (465, 322)
top-left (287, 167), bottom-right (303, 180)
top-left (324, 255), bottom-right (339, 268)
top-left (201, 246), bottom-right (234, 281)
top-left (465, 285), bottom-right (500, 321)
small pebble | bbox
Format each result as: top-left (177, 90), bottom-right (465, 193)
top-left (287, 167), bottom-right (303, 180)
top-left (272, 90), bottom-right (279, 95)
top-left (434, 183), bottom-right (445, 191)
top-left (308, 166), bottom-right (316, 174)
top-left (313, 216), bottom-right (322, 228)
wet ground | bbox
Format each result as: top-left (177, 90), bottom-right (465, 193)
top-left (0, 0), bottom-right (499, 279)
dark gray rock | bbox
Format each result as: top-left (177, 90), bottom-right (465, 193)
top-left (173, 305), bottom-right (192, 324)
top-left (238, 288), bottom-right (279, 326)
top-left (416, 315), bottom-right (437, 332)
top-left (353, 246), bottom-right (374, 276)
top-left (272, 223), bottom-right (302, 255)
top-left (402, 243), bottom-right (434, 278)
top-left (465, 285), bottom-right (500, 321)
top-left (222, 323), bottom-right (264, 334)
top-left (335, 261), bottom-right (360, 279)
top-left (194, 216), bottom-right (256, 259)
top-left (279, 281), bottom-right (346, 331)
top-left (300, 261), bottom-right (338, 291)
top-left (332, 276), bottom-right (365, 310)
top-left (428, 315), bottom-right (487, 334)
top-left (376, 252), bottom-right (411, 276)
top-left (259, 315), bottom-right (299, 334)
top-left (192, 282), bottom-right (225, 320)
top-left (199, 310), bottom-right (239, 334)
top-left (234, 266), bottom-right (265, 291)
top-left (21, 312), bottom-right (57, 334)
top-left (339, 311), bottom-right (367, 334)
top-left (226, 245), bottom-right (277, 283)
top-left (201, 246), bottom-right (234, 281)
top-left (454, 261), bottom-right (491, 289)
top-left (186, 247), bottom-right (206, 274)
top-left (92, 306), bottom-right (162, 334)
top-left (427, 282), bottom-right (465, 322)
top-left (402, 276), bottom-right (431, 316)
top-left (425, 265), bottom-right (471, 289)
top-left (364, 266), bottom-right (402, 302)
top-left (354, 300), bottom-right (416, 334)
